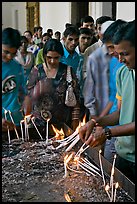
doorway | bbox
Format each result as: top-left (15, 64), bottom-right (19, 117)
top-left (26, 2), bottom-right (40, 34)
top-left (71, 2), bottom-right (89, 27)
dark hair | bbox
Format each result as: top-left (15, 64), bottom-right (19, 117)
top-left (2, 27), bottom-right (21, 49)
top-left (81, 15), bottom-right (94, 25)
top-left (65, 23), bottom-right (73, 29)
top-left (43, 38), bottom-right (64, 58)
top-left (55, 31), bottom-right (61, 35)
top-left (79, 27), bottom-right (94, 36)
top-left (23, 30), bottom-right (33, 37)
top-left (63, 26), bottom-right (80, 38)
top-left (42, 32), bottom-right (51, 38)
top-left (102, 19), bottom-right (127, 43)
top-left (20, 35), bottom-right (29, 43)
top-left (47, 29), bottom-right (53, 33)
top-left (112, 20), bottom-right (135, 47)
top-left (96, 16), bottom-right (112, 26)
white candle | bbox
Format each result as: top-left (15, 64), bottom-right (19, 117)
top-left (110, 154), bottom-right (116, 187)
top-left (64, 155), bottom-right (68, 178)
top-left (111, 175), bottom-right (114, 202)
top-left (105, 184), bottom-right (111, 201)
top-left (31, 117), bottom-right (43, 140)
top-left (4, 110), bottom-right (11, 144)
top-left (46, 119), bottom-right (50, 144)
top-left (99, 149), bottom-right (106, 186)
top-left (20, 120), bottom-right (24, 141)
top-left (8, 110), bottom-right (19, 139)
top-left (113, 182), bottom-right (119, 202)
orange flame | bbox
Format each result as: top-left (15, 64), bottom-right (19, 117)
top-left (51, 124), bottom-right (65, 140)
top-left (64, 193), bottom-right (71, 202)
top-left (75, 114), bottom-right (86, 132)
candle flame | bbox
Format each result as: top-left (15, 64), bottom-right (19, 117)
top-left (105, 184), bottom-right (110, 191)
top-left (24, 114), bottom-right (32, 123)
top-left (99, 149), bottom-right (102, 154)
top-left (64, 193), bottom-right (71, 202)
top-left (51, 124), bottom-right (65, 140)
top-left (64, 153), bottom-right (74, 165)
top-left (75, 114), bottom-right (86, 132)
top-left (115, 182), bottom-right (119, 188)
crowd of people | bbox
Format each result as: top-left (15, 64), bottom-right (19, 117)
top-left (2, 15), bottom-right (135, 183)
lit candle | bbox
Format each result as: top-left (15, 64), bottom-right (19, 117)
top-left (46, 119), bottom-right (50, 144)
top-left (113, 182), bottom-right (119, 202)
top-left (105, 184), bottom-right (111, 201)
top-left (99, 149), bottom-right (106, 186)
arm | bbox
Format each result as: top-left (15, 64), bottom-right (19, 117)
top-left (99, 101), bottom-right (113, 118)
top-left (85, 122), bottom-right (135, 147)
top-left (79, 110), bottom-right (120, 143)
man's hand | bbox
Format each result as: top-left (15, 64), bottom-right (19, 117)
top-left (85, 126), bottom-right (107, 147)
top-left (78, 119), bottom-right (96, 143)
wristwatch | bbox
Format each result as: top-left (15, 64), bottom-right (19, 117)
top-left (104, 127), bottom-right (112, 140)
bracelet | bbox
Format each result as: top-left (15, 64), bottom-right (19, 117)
top-left (104, 127), bottom-right (112, 140)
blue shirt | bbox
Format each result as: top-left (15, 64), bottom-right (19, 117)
top-left (109, 56), bottom-right (124, 114)
top-left (2, 59), bottom-right (27, 126)
top-left (60, 46), bottom-right (80, 74)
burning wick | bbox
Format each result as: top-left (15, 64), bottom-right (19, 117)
top-left (63, 153), bottom-right (73, 178)
top-left (113, 182), bottom-right (119, 202)
top-left (64, 193), bottom-right (71, 202)
top-left (105, 184), bottom-right (111, 201)
top-left (99, 149), bottom-right (106, 186)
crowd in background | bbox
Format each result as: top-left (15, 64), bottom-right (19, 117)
top-left (2, 15), bottom-right (135, 183)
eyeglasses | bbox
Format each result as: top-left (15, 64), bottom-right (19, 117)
top-left (2, 49), bottom-right (17, 57)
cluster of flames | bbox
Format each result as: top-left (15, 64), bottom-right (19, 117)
top-left (3, 109), bottom-right (119, 202)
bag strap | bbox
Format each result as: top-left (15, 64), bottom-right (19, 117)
top-left (66, 66), bottom-right (72, 83)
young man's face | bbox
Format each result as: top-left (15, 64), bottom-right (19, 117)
top-left (63, 34), bottom-right (79, 54)
top-left (79, 34), bottom-right (92, 53)
top-left (2, 45), bottom-right (17, 62)
top-left (114, 40), bottom-right (135, 69)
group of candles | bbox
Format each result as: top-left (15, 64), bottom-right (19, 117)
top-left (3, 108), bottom-right (119, 202)
top-left (63, 148), bottom-right (119, 202)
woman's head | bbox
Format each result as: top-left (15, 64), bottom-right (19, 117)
top-left (43, 39), bottom-right (64, 68)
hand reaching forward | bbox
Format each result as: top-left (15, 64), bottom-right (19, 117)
top-left (85, 126), bottom-right (107, 147)
top-left (78, 119), bottom-right (96, 143)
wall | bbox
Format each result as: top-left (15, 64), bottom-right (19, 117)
top-left (40, 2), bottom-right (70, 37)
top-left (2, 2), bottom-right (26, 34)
top-left (116, 2), bottom-right (135, 21)
top-left (2, 2), bottom-right (135, 35)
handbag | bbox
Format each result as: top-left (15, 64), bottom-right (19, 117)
top-left (65, 66), bottom-right (77, 107)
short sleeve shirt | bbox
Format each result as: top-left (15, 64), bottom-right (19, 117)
top-left (115, 66), bottom-right (135, 162)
